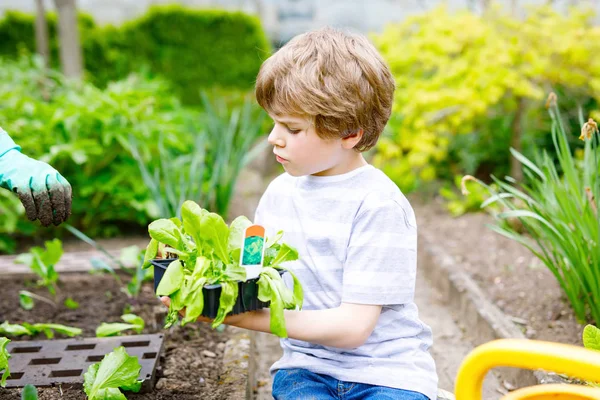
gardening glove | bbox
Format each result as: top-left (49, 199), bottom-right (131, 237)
top-left (0, 128), bottom-right (72, 227)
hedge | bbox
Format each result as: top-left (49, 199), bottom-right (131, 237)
top-left (0, 5), bottom-right (271, 105)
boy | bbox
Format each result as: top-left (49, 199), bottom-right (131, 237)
top-left (163, 26), bottom-right (438, 399)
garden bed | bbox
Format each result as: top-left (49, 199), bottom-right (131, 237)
top-left (412, 195), bottom-right (585, 346)
top-left (0, 273), bottom-right (239, 399)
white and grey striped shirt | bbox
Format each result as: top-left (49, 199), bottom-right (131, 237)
top-left (254, 164), bottom-right (438, 400)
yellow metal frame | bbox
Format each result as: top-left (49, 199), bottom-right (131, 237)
top-left (454, 339), bottom-right (600, 400)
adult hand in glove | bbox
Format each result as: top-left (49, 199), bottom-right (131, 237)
top-left (0, 128), bottom-right (72, 227)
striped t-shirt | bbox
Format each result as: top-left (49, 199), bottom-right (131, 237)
top-left (254, 164), bottom-right (438, 400)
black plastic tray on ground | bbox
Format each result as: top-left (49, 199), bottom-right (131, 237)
top-left (4, 334), bottom-right (164, 392)
top-left (150, 258), bottom-right (285, 319)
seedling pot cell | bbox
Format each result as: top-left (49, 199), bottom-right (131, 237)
top-left (150, 258), bottom-right (286, 319)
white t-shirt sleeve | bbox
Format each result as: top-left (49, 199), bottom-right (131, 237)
top-left (342, 196), bottom-right (417, 305)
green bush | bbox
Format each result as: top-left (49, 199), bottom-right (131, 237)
top-left (0, 6), bottom-right (271, 105)
top-left (0, 10), bottom-right (95, 69)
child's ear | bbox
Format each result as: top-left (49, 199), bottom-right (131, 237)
top-left (341, 129), bottom-right (364, 150)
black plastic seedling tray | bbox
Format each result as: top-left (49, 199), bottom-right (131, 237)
top-left (150, 258), bottom-right (286, 319)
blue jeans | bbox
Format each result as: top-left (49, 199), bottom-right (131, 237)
top-left (272, 368), bottom-right (430, 400)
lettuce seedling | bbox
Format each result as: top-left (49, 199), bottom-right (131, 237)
top-left (14, 239), bottom-right (63, 295)
top-left (96, 314), bottom-right (145, 337)
top-left (0, 321), bottom-right (81, 339)
top-left (83, 346), bottom-right (142, 400)
top-left (21, 384), bottom-right (38, 400)
top-left (144, 200), bottom-right (303, 335)
top-left (0, 337), bottom-right (10, 387)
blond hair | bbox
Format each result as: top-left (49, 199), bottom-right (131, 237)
top-left (255, 26), bottom-right (395, 152)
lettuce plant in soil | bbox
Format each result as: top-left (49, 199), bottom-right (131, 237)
top-left (96, 314), bottom-right (145, 337)
top-left (14, 239), bottom-right (62, 295)
top-left (83, 346), bottom-right (142, 400)
top-left (143, 200), bottom-right (303, 337)
top-left (0, 321), bottom-right (81, 338)
top-left (0, 337), bottom-right (10, 387)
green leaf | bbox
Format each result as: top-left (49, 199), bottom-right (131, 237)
top-left (39, 239), bottom-right (63, 268)
top-left (257, 274), bottom-right (286, 337)
top-left (583, 325), bottom-right (600, 351)
top-left (156, 260), bottom-right (184, 297)
top-left (165, 289), bottom-right (184, 329)
top-left (275, 267), bottom-right (304, 309)
top-left (509, 147), bottom-right (546, 181)
top-left (497, 210), bottom-right (564, 240)
top-left (212, 281), bottom-right (238, 328)
top-left (30, 324), bottom-right (82, 338)
top-left (96, 323), bottom-right (138, 338)
top-left (228, 216), bottom-right (252, 253)
top-left (148, 219), bottom-right (184, 250)
top-left (64, 297), bottom-right (80, 310)
top-left (19, 291), bottom-right (34, 310)
top-left (83, 346), bottom-right (142, 400)
top-left (199, 212), bottom-right (230, 263)
top-left (21, 384), bottom-right (38, 400)
top-left (142, 239), bottom-right (158, 269)
top-left (182, 280), bottom-right (207, 326)
top-left (0, 321), bottom-right (33, 336)
top-left (265, 231), bottom-right (284, 249)
top-left (261, 268), bottom-right (294, 308)
top-left (270, 244), bottom-right (299, 267)
top-left (120, 314), bottom-right (145, 332)
top-left (224, 263), bottom-right (248, 282)
top-left (0, 337), bottom-right (11, 388)
top-left (181, 200), bottom-right (207, 247)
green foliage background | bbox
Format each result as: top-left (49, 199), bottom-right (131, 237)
top-left (0, 5), bottom-right (271, 105)
top-left (372, 5), bottom-right (600, 193)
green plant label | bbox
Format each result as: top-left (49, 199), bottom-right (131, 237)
top-left (240, 225), bottom-right (265, 279)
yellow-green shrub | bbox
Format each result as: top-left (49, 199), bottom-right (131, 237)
top-left (372, 5), bottom-right (600, 192)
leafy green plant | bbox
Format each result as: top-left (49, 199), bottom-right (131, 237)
top-left (130, 91), bottom-right (268, 221)
top-left (372, 5), bottom-right (600, 193)
top-left (584, 324), bottom-right (600, 351)
top-left (0, 321), bottom-right (81, 338)
top-left (96, 314), bottom-right (145, 338)
top-left (83, 346), bottom-right (142, 400)
top-left (64, 297), bottom-right (79, 309)
top-left (145, 200), bottom-right (303, 336)
top-left (582, 324), bottom-right (600, 387)
top-left (14, 239), bottom-right (62, 295)
top-left (18, 290), bottom-right (56, 311)
top-left (463, 101), bottom-right (600, 324)
top-left (21, 384), bottom-right (38, 400)
top-left (0, 337), bottom-right (10, 387)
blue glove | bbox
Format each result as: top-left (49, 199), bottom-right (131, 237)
top-left (0, 128), bottom-right (72, 226)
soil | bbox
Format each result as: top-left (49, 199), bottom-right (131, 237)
top-left (0, 273), bottom-right (238, 400)
top-left (411, 194), bottom-right (585, 346)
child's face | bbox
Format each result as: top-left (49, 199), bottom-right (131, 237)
top-left (267, 114), bottom-right (351, 177)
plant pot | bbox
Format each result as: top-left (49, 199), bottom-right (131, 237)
top-left (150, 258), bottom-right (286, 319)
